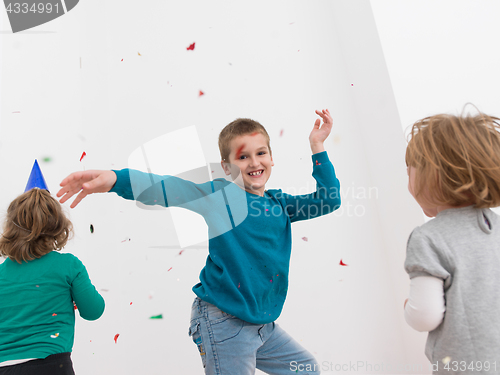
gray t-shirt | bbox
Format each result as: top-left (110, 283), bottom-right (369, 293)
top-left (405, 206), bottom-right (500, 374)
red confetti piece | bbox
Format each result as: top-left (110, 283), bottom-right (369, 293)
top-left (199, 90), bottom-right (204, 96)
top-left (114, 334), bottom-right (120, 343)
top-left (121, 238), bottom-right (131, 243)
top-left (315, 160), bottom-right (321, 166)
top-left (168, 267), bottom-right (172, 271)
top-left (339, 259), bottom-right (348, 266)
top-left (302, 237), bottom-right (308, 242)
top-left (121, 59), bottom-right (123, 61)
top-left (270, 279), bottom-right (273, 283)
top-left (52, 313), bottom-right (57, 316)
top-left (238, 283), bottom-right (240, 288)
top-left (178, 250), bottom-right (184, 255)
top-left (80, 152), bottom-right (86, 162)
top-left (186, 42), bottom-right (195, 51)
top-left (130, 302), bottom-right (133, 305)
top-left (280, 129), bottom-right (284, 137)
top-left (74, 304), bottom-right (78, 310)
top-left (235, 145), bottom-right (245, 159)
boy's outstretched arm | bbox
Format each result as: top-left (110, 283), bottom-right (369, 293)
top-left (57, 170), bottom-right (117, 208)
top-left (310, 109), bottom-right (333, 154)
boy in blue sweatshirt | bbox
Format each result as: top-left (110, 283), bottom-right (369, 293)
top-left (57, 109), bottom-right (340, 375)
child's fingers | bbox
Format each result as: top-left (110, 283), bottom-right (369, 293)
top-left (70, 191), bottom-right (88, 209)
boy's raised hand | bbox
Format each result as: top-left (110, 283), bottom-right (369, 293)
top-left (310, 109), bottom-right (333, 154)
top-left (57, 170), bottom-right (117, 208)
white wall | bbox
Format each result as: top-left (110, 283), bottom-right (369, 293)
top-left (1, 1), bottom-right (498, 374)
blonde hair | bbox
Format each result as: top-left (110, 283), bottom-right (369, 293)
top-left (406, 107), bottom-right (500, 209)
top-left (0, 189), bottom-right (73, 263)
top-left (218, 118), bottom-right (271, 162)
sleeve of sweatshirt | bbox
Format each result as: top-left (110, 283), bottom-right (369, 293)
top-left (69, 256), bottom-right (105, 321)
top-left (281, 151), bottom-right (341, 222)
top-left (109, 168), bottom-right (228, 216)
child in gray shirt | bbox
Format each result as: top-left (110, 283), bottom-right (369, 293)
top-left (404, 107), bottom-right (500, 374)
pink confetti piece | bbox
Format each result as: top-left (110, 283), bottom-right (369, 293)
top-left (339, 259), bottom-right (348, 266)
top-left (52, 313), bottom-right (57, 316)
top-left (238, 283), bottom-right (241, 288)
top-left (12, 111), bottom-right (20, 114)
top-left (121, 238), bottom-right (131, 243)
top-left (187, 42), bottom-right (195, 51)
top-left (302, 237), bottom-right (308, 242)
top-left (80, 152), bottom-right (86, 162)
top-left (114, 334), bottom-right (120, 343)
top-left (178, 250), bottom-right (184, 255)
top-left (280, 129), bottom-right (284, 137)
top-left (121, 59), bottom-right (123, 61)
top-left (168, 267), bottom-right (173, 271)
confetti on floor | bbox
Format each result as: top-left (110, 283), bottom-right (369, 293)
top-left (187, 42), bottom-right (195, 51)
top-left (301, 237), bottom-right (308, 242)
top-left (199, 90), bottom-right (204, 96)
top-left (339, 259), bottom-right (348, 266)
top-left (50, 333), bottom-right (59, 338)
top-left (114, 334), bottom-right (120, 343)
top-left (80, 152), bottom-right (86, 162)
top-left (149, 314), bottom-right (163, 320)
top-left (90, 224), bottom-right (94, 234)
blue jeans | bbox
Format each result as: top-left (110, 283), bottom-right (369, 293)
top-left (188, 297), bottom-right (320, 375)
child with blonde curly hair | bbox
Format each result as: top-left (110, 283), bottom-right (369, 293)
top-left (0, 187), bottom-right (105, 375)
top-left (404, 107), bottom-right (500, 374)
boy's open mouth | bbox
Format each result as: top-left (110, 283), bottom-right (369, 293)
top-left (248, 170), bottom-right (264, 176)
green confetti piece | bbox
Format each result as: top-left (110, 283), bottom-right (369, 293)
top-left (42, 156), bottom-right (52, 163)
top-left (149, 314), bottom-right (163, 320)
top-left (90, 224), bottom-right (94, 234)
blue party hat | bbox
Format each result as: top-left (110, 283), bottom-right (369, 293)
top-left (24, 160), bottom-right (49, 192)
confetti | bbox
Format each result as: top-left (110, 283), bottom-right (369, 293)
top-left (351, 84), bottom-right (353, 86)
top-left (90, 224), bottom-right (94, 234)
top-left (80, 152), bottom-right (86, 162)
top-left (138, 52), bottom-right (141, 56)
top-left (121, 59), bottom-right (123, 62)
top-left (238, 283), bottom-right (241, 288)
top-left (149, 314), bottom-right (163, 319)
top-left (235, 145), bottom-right (245, 159)
top-left (74, 303), bottom-right (78, 310)
top-left (199, 90), bottom-right (204, 96)
top-left (50, 333), bottom-right (59, 338)
top-left (280, 129), bottom-right (284, 137)
top-left (339, 259), bottom-right (348, 266)
top-left (42, 157), bottom-right (52, 163)
top-left (178, 250), bottom-right (184, 255)
top-left (52, 313), bottom-right (57, 316)
top-left (130, 302), bottom-right (133, 305)
top-left (121, 238), bottom-right (131, 243)
top-left (301, 237), bottom-right (308, 242)
top-left (442, 357), bottom-right (451, 365)
top-left (186, 42), bottom-right (195, 51)
top-left (167, 267), bottom-right (172, 271)
top-left (114, 334), bottom-right (120, 343)
top-left (12, 111), bottom-right (20, 114)
top-left (315, 160), bottom-right (321, 166)
top-left (100, 289), bottom-right (109, 292)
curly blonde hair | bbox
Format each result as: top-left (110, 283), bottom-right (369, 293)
top-left (0, 189), bottom-right (73, 263)
top-left (405, 107), bottom-right (500, 209)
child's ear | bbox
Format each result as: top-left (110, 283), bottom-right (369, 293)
top-left (270, 154), bottom-right (274, 167)
top-left (221, 160), bottom-right (231, 176)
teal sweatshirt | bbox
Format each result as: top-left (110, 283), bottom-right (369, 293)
top-left (110, 151), bottom-right (340, 324)
top-left (0, 251), bottom-right (105, 363)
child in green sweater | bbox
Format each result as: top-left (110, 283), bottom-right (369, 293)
top-left (0, 187), bottom-right (105, 375)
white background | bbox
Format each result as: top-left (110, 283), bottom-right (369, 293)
top-left (1, 1), bottom-right (499, 374)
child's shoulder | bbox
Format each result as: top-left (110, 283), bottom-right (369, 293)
top-left (45, 251), bottom-right (84, 267)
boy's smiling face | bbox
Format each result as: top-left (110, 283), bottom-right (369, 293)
top-left (221, 132), bottom-right (274, 196)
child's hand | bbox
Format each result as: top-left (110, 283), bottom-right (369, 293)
top-left (57, 170), bottom-right (117, 208)
top-left (310, 109), bottom-right (333, 154)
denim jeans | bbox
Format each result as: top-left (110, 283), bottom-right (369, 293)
top-left (188, 297), bottom-right (320, 375)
